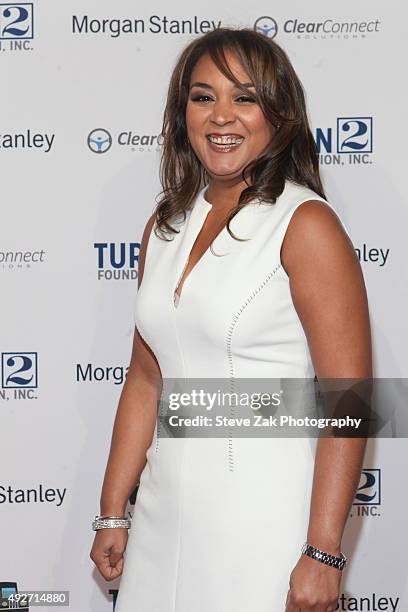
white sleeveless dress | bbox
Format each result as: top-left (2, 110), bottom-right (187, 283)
top-left (114, 179), bottom-right (346, 612)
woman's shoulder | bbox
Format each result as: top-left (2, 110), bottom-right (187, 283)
top-left (277, 179), bottom-right (351, 239)
top-left (280, 189), bottom-right (355, 280)
top-left (278, 179), bottom-right (329, 208)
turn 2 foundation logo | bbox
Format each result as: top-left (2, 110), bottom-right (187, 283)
top-left (0, 3), bottom-right (34, 52)
top-left (316, 117), bottom-right (373, 166)
top-left (94, 242), bottom-right (140, 280)
top-left (0, 352), bottom-right (38, 400)
top-left (350, 468), bottom-right (381, 518)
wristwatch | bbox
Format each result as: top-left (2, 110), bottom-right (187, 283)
top-left (301, 542), bottom-right (347, 571)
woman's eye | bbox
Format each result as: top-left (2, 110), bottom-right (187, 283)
top-left (190, 95), bottom-right (213, 102)
top-left (236, 96), bottom-right (256, 103)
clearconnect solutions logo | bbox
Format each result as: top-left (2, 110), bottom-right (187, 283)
top-left (254, 17), bottom-right (278, 39)
top-left (87, 128), bottom-right (163, 153)
top-left (254, 16), bottom-right (381, 40)
top-left (1, 248), bottom-right (46, 270)
top-left (87, 128), bottom-right (112, 153)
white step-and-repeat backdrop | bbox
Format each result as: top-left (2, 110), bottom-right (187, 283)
top-left (1, 1), bottom-right (407, 611)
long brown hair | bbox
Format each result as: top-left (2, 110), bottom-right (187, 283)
top-left (155, 26), bottom-right (326, 240)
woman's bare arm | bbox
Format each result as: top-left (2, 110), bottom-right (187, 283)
top-left (282, 200), bottom-right (372, 610)
top-left (99, 212), bottom-right (161, 517)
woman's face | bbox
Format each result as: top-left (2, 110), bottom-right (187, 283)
top-left (186, 50), bottom-right (275, 185)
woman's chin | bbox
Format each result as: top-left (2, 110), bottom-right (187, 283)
top-left (205, 163), bottom-right (246, 180)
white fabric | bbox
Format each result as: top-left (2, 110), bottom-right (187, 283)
top-left (115, 179), bottom-right (345, 612)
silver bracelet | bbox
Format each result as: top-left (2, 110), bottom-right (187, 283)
top-left (301, 542), bottom-right (347, 571)
top-left (92, 514), bottom-right (131, 531)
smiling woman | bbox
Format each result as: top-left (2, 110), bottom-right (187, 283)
top-left (91, 27), bottom-right (372, 612)
top-left (153, 26), bottom-right (327, 243)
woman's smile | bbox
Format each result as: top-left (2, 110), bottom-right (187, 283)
top-left (206, 133), bottom-right (245, 153)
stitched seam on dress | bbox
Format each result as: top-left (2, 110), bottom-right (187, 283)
top-left (225, 263), bottom-right (282, 472)
top-left (172, 429), bottom-right (187, 612)
top-left (155, 397), bottom-right (162, 453)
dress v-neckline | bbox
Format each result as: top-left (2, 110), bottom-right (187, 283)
top-left (172, 185), bottom-right (221, 310)
top-left (171, 185), bottom-right (264, 310)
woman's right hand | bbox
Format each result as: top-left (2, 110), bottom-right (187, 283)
top-left (90, 528), bottom-right (129, 581)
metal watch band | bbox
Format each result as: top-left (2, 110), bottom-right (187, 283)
top-left (92, 515), bottom-right (131, 531)
top-left (301, 542), bottom-right (347, 571)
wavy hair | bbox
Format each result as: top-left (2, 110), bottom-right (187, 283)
top-left (154, 26), bottom-right (326, 240)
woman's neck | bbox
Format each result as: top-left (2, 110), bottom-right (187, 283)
top-left (204, 179), bottom-right (250, 211)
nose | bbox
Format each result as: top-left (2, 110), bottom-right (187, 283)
top-left (210, 96), bottom-right (236, 126)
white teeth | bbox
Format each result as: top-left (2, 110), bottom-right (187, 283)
top-left (207, 135), bottom-right (244, 145)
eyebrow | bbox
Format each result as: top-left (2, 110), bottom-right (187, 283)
top-left (189, 81), bottom-right (255, 90)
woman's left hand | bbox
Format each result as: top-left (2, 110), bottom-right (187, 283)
top-left (285, 554), bottom-right (342, 611)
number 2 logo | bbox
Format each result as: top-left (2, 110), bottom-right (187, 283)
top-left (1, 352), bottom-right (38, 388)
top-left (354, 468), bottom-right (381, 505)
top-left (0, 3), bottom-right (33, 40)
top-left (337, 117), bottom-right (373, 154)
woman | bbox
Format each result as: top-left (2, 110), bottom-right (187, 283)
top-left (90, 27), bottom-right (372, 612)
